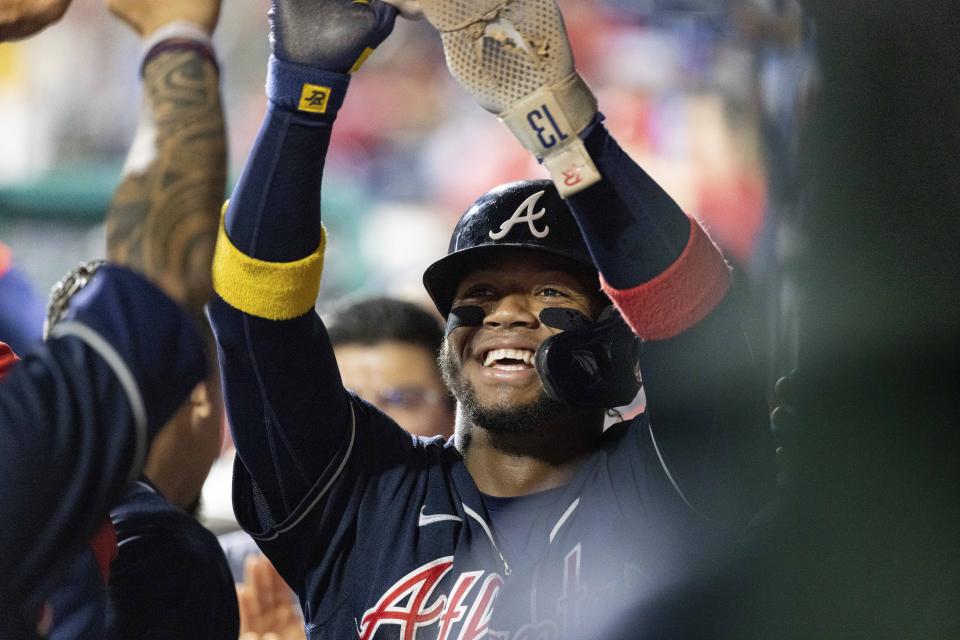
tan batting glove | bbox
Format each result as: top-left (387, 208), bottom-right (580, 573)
top-left (418, 0), bottom-right (600, 196)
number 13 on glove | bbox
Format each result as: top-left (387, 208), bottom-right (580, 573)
top-left (502, 78), bottom-right (602, 197)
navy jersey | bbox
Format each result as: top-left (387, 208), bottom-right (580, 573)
top-left (0, 266), bottom-right (206, 636)
top-left (47, 550), bottom-right (107, 640)
top-left (212, 290), bottom-right (766, 639)
top-left (210, 93), bottom-right (774, 637)
top-left (45, 522), bottom-right (116, 640)
top-left (106, 479), bottom-right (239, 639)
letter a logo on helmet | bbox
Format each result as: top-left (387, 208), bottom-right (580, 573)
top-left (488, 190), bottom-right (550, 240)
top-left (423, 179), bottom-right (594, 318)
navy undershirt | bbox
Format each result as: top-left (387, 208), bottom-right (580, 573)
top-left (480, 486), bottom-right (568, 571)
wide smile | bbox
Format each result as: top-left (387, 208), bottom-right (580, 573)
top-left (473, 347), bottom-right (538, 383)
top-left (482, 348), bottom-right (535, 369)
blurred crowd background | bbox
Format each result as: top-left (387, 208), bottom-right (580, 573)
top-left (4, 1), bottom-right (960, 634)
top-left (0, 0), bottom-right (811, 362)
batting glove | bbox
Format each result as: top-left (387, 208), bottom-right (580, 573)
top-left (266, 0), bottom-right (398, 118)
top-left (418, 0), bottom-right (600, 196)
top-left (270, 0), bottom-right (398, 72)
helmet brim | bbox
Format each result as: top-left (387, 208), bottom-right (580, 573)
top-left (423, 243), bottom-right (598, 318)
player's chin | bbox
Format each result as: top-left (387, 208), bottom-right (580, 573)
top-left (473, 379), bottom-right (541, 409)
top-left (463, 382), bottom-right (565, 436)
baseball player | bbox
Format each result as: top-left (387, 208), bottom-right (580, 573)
top-left (0, 265), bottom-right (207, 638)
top-left (43, 0), bottom-right (237, 636)
top-left (327, 296), bottom-right (455, 439)
top-left (209, 0), bottom-right (775, 637)
top-left (7, 0), bottom-right (233, 634)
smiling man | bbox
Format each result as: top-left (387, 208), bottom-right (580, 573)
top-left (209, 0), bottom-right (775, 638)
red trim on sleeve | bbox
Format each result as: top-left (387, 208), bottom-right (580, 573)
top-left (89, 521), bottom-right (118, 585)
top-left (601, 218), bottom-right (731, 341)
top-left (0, 342), bottom-right (20, 380)
top-left (0, 242), bottom-right (11, 278)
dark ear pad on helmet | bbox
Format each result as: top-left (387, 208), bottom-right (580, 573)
top-left (445, 305), bottom-right (485, 336)
top-left (535, 306), bottom-right (642, 408)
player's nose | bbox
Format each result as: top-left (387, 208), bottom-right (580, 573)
top-left (483, 293), bottom-right (538, 329)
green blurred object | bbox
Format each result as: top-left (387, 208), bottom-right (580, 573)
top-left (0, 164), bottom-right (122, 223)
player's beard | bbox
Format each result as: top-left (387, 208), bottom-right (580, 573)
top-left (438, 341), bottom-right (566, 435)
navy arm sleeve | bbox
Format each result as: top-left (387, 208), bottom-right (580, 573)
top-left (567, 120), bottom-right (776, 525)
top-left (211, 106), bottom-right (352, 519)
top-left (0, 266), bottom-right (206, 624)
top-left (207, 65), bottom-right (366, 543)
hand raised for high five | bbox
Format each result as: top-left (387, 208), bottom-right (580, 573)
top-left (269, 0), bottom-right (398, 72)
top-left (0, 0), bottom-right (72, 41)
top-left (106, 0), bottom-right (222, 37)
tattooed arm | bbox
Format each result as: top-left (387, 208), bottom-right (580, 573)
top-left (105, 42), bottom-right (225, 316)
top-left (104, 0), bottom-right (226, 510)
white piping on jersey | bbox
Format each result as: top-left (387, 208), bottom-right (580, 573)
top-left (115, 481), bottom-right (161, 549)
top-left (418, 506), bottom-right (463, 527)
top-left (50, 320), bottom-right (148, 485)
top-left (548, 497), bottom-right (580, 544)
top-left (135, 480), bottom-right (156, 493)
top-left (648, 422), bottom-right (722, 526)
top-left (463, 504), bottom-right (511, 576)
top-left (253, 403), bottom-right (357, 541)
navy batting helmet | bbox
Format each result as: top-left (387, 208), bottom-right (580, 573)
top-left (422, 179), bottom-right (642, 409)
top-left (423, 179), bottom-right (596, 318)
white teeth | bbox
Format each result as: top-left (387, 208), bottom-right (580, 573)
top-left (483, 348), bottom-right (535, 367)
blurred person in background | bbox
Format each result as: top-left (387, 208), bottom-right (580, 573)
top-left (735, 1), bottom-right (960, 637)
top-left (0, 0), bottom-right (50, 347)
top-left (326, 296), bottom-right (454, 439)
top-left (0, 0), bottom-right (72, 41)
top-left (38, 0), bottom-right (238, 637)
top-left (0, 241), bottom-right (45, 354)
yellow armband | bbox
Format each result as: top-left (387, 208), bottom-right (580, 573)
top-left (212, 206), bottom-right (327, 321)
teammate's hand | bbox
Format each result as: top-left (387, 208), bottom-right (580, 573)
top-left (269, 0), bottom-right (398, 72)
top-left (0, 0), bottom-right (72, 41)
top-left (417, 0), bottom-right (600, 195)
top-left (383, 0), bottom-right (423, 19)
top-left (106, 0), bottom-right (222, 37)
top-left (237, 555), bottom-right (306, 640)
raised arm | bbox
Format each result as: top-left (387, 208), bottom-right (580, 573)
top-left (104, 0), bottom-right (226, 510)
top-left (569, 126), bottom-right (776, 525)
top-left (207, 0), bottom-right (397, 533)
top-left (105, 0), bottom-right (225, 319)
top-left (419, 0), bottom-right (775, 523)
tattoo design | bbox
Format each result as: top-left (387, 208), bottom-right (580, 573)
top-left (106, 50), bottom-right (226, 317)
